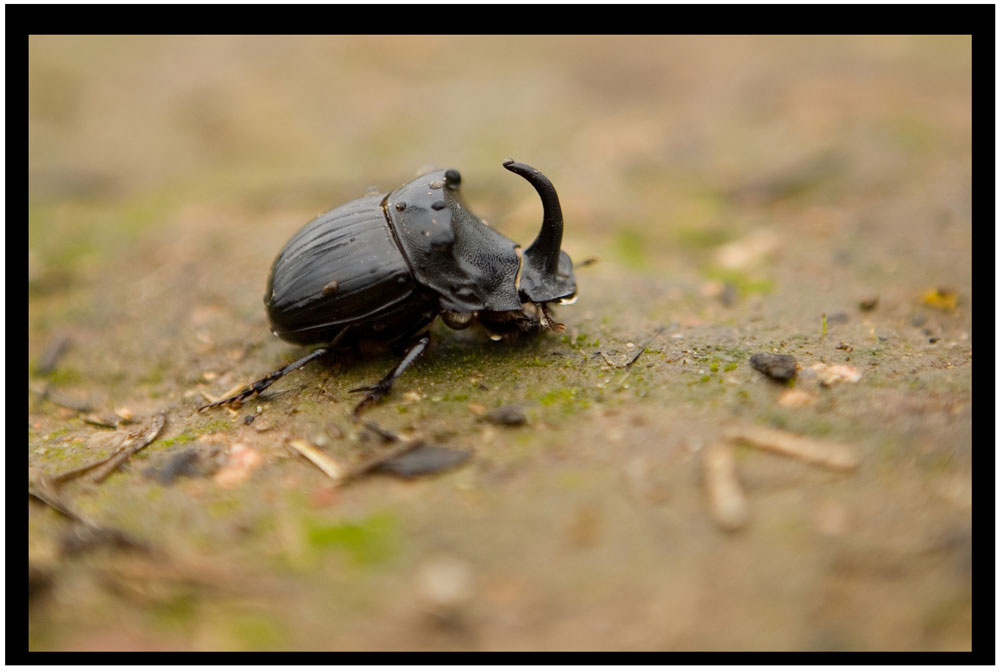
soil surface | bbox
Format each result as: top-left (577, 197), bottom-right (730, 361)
top-left (28, 36), bottom-right (972, 651)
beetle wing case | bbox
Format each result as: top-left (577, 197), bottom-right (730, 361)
top-left (387, 170), bottom-right (524, 314)
top-left (265, 193), bottom-right (436, 345)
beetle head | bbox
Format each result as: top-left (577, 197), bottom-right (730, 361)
top-left (387, 168), bottom-right (524, 313)
top-left (502, 160), bottom-right (577, 305)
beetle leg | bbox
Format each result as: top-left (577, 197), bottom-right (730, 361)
top-left (197, 347), bottom-right (330, 412)
top-left (539, 303), bottom-right (565, 333)
top-left (349, 336), bottom-right (430, 420)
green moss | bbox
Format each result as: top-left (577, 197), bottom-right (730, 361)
top-left (537, 386), bottom-right (589, 415)
top-left (139, 364), bottom-right (166, 385)
top-left (887, 114), bottom-right (935, 155)
top-left (207, 497), bottom-right (241, 517)
top-left (157, 432), bottom-right (198, 449)
top-left (305, 512), bottom-right (398, 566)
top-left (194, 418), bottom-right (234, 435)
top-left (614, 230), bottom-right (648, 269)
top-left (557, 470), bottom-right (588, 490)
top-left (230, 613), bottom-right (287, 650)
top-left (45, 367), bottom-right (84, 385)
top-left (702, 267), bottom-right (775, 296)
top-left (674, 225), bottom-right (734, 250)
top-left (149, 594), bottom-right (197, 632)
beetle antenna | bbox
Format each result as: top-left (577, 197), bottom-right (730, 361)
top-left (502, 159), bottom-right (563, 279)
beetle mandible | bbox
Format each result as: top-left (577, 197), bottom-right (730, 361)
top-left (198, 159), bottom-right (576, 419)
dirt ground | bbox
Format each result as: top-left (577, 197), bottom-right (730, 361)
top-left (28, 36), bottom-right (972, 651)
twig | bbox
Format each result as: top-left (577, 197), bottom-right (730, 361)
top-left (54, 413), bottom-right (166, 485)
top-left (30, 384), bottom-right (93, 413)
top-left (288, 437), bottom-right (427, 486)
top-left (29, 469), bottom-right (86, 523)
top-left (625, 325), bottom-right (665, 369)
top-left (722, 424), bottom-right (861, 471)
top-left (51, 413), bottom-right (165, 485)
top-left (287, 440), bottom-right (349, 482)
top-left (703, 442), bottom-right (749, 531)
top-left (37, 335), bottom-right (72, 375)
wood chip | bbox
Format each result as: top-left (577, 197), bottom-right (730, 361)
top-left (809, 362), bottom-right (862, 386)
top-left (703, 442), bottom-right (749, 531)
top-left (723, 424), bottom-right (861, 471)
top-left (288, 439), bottom-right (349, 483)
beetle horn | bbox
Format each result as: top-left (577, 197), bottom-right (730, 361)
top-left (503, 159), bottom-right (563, 279)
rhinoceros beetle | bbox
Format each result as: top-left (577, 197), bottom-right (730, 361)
top-left (199, 159), bottom-right (576, 418)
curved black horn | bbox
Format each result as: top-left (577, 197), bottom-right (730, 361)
top-left (503, 159), bottom-right (563, 277)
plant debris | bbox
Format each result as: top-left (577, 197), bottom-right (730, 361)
top-left (702, 442), bottom-right (749, 532)
top-left (59, 521), bottom-right (149, 556)
top-left (288, 439), bottom-right (349, 483)
top-left (920, 287), bottom-right (958, 310)
top-left (599, 326), bottom-right (665, 369)
top-left (52, 413), bottom-right (167, 485)
top-left (82, 411), bottom-right (124, 429)
top-left (36, 335), bottom-right (72, 375)
top-left (289, 425), bottom-right (472, 485)
top-left (723, 424), bottom-right (861, 471)
top-left (29, 468), bottom-right (149, 557)
top-left (30, 384), bottom-right (93, 413)
top-left (749, 353), bottom-right (798, 382)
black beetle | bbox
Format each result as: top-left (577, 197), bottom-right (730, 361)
top-left (199, 159), bottom-right (576, 418)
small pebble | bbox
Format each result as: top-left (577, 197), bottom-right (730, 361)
top-left (857, 297), bottom-right (879, 312)
top-left (749, 353), bottom-right (798, 382)
top-left (143, 445), bottom-right (221, 484)
top-left (777, 389), bottom-right (816, 408)
top-left (214, 444), bottom-right (264, 488)
top-left (374, 444), bottom-right (471, 477)
top-left (825, 312), bottom-right (849, 325)
top-left (416, 556), bottom-right (473, 612)
top-left (483, 405), bottom-right (527, 426)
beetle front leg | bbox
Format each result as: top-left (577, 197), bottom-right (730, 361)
top-left (349, 336), bottom-right (430, 420)
top-left (198, 347), bottom-right (330, 412)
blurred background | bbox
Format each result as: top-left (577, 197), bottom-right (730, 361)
top-left (29, 36), bottom-right (971, 651)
